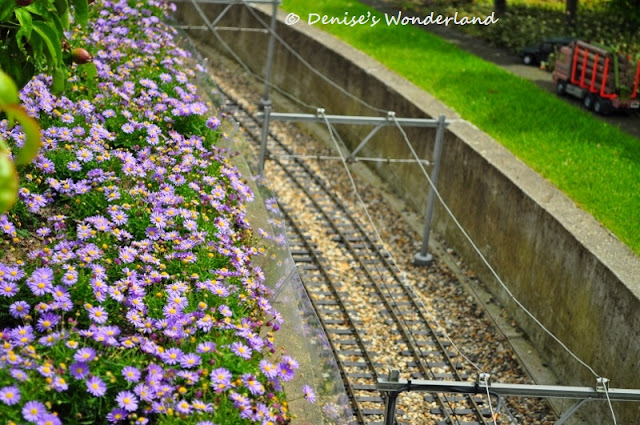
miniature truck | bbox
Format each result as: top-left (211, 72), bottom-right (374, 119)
top-left (552, 40), bottom-right (640, 114)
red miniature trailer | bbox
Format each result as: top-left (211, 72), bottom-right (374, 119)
top-left (552, 40), bottom-right (640, 114)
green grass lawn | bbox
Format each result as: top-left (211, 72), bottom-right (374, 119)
top-left (282, 0), bottom-right (640, 255)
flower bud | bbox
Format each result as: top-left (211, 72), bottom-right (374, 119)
top-left (71, 48), bottom-right (92, 64)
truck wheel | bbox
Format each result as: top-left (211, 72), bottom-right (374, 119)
top-left (593, 99), bottom-right (612, 115)
top-left (583, 95), bottom-right (594, 110)
top-left (523, 54), bottom-right (534, 65)
top-left (556, 81), bottom-right (567, 96)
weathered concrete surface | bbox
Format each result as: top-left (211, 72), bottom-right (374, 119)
top-left (174, 3), bottom-right (640, 424)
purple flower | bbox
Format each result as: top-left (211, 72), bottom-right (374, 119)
top-left (259, 360), bottom-right (277, 379)
top-left (106, 408), bottom-right (128, 423)
top-left (70, 362), bottom-right (90, 380)
top-left (37, 414), bottom-right (61, 425)
top-left (196, 341), bottom-right (216, 354)
top-left (175, 399), bottom-right (191, 414)
top-left (179, 353), bottom-right (201, 369)
top-left (0, 385), bottom-right (20, 405)
top-left (74, 347), bottom-right (97, 362)
top-left (86, 375), bottom-right (107, 397)
top-left (87, 305), bottom-right (109, 324)
top-left (121, 123), bottom-right (135, 133)
top-left (302, 385), bottom-right (317, 403)
top-left (0, 281), bottom-right (19, 297)
top-left (161, 347), bottom-right (182, 365)
top-left (27, 267), bottom-right (53, 296)
top-left (230, 342), bottom-right (252, 360)
top-left (116, 390), bottom-right (138, 412)
top-left (122, 366), bottom-right (141, 383)
top-left (36, 312), bottom-right (60, 331)
top-left (242, 373), bottom-right (264, 395)
top-left (22, 400), bottom-right (47, 421)
top-left (211, 367), bottom-right (232, 391)
top-left (9, 301), bottom-right (30, 318)
top-left (206, 116), bottom-right (221, 130)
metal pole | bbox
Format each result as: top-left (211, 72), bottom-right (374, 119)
top-left (259, 0), bottom-right (278, 108)
top-left (258, 104), bottom-right (271, 175)
top-left (414, 114), bottom-right (446, 266)
top-left (257, 0), bottom-right (278, 173)
top-left (383, 370), bottom-right (401, 425)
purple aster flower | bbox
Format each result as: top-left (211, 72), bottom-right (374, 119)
top-left (230, 342), bottom-right (252, 360)
top-left (74, 347), bottom-right (97, 362)
top-left (206, 116), bottom-right (221, 130)
top-left (210, 367), bottom-right (232, 391)
top-left (37, 413), bottom-right (61, 425)
top-left (259, 360), bottom-right (278, 379)
top-left (106, 408), bottom-right (127, 423)
top-left (86, 375), bottom-right (107, 397)
top-left (122, 366), bottom-right (141, 383)
top-left (0, 215), bottom-right (16, 235)
top-left (196, 341), bottom-right (216, 354)
top-left (22, 400), bottom-right (47, 421)
top-left (10, 369), bottom-right (28, 382)
top-left (302, 385), bottom-right (317, 403)
top-left (175, 399), bottom-right (191, 415)
top-left (53, 376), bottom-right (69, 392)
top-left (27, 267), bottom-right (53, 296)
top-left (5, 265), bottom-right (24, 281)
top-left (11, 325), bottom-right (35, 345)
top-left (242, 373), bottom-right (264, 395)
top-left (161, 347), bottom-right (182, 365)
top-left (179, 353), bottom-right (201, 369)
top-left (134, 383), bottom-right (154, 402)
top-left (116, 390), bottom-right (138, 412)
top-left (0, 281), bottom-right (19, 297)
top-left (87, 305), bottom-right (109, 324)
top-left (121, 123), bottom-right (135, 134)
top-left (0, 385), bottom-right (20, 405)
top-left (70, 362), bottom-right (90, 380)
top-left (36, 312), bottom-right (60, 331)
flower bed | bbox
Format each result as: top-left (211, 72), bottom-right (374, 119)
top-left (0, 1), bottom-right (314, 423)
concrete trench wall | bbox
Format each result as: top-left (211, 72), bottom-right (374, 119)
top-left (174, 3), bottom-right (640, 423)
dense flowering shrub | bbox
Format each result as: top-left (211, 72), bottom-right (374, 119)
top-left (0, 0), bottom-right (313, 423)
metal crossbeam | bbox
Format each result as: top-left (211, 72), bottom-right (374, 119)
top-left (376, 378), bottom-right (640, 401)
top-left (377, 373), bottom-right (640, 425)
top-left (257, 111), bottom-right (450, 127)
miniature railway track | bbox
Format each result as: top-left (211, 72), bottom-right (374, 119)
top-left (217, 89), bottom-right (503, 425)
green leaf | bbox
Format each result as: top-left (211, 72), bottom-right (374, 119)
top-left (51, 65), bottom-right (66, 94)
top-left (54, 0), bottom-right (70, 29)
top-left (84, 62), bottom-right (97, 95)
top-left (1, 104), bottom-right (42, 165)
top-left (32, 20), bottom-right (62, 68)
top-left (0, 70), bottom-right (19, 106)
top-left (0, 0), bottom-right (16, 21)
top-left (0, 140), bottom-right (18, 214)
top-left (15, 8), bottom-right (33, 52)
top-left (24, 0), bottom-right (54, 18)
top-left (72, 0), bottom-right (88, 28)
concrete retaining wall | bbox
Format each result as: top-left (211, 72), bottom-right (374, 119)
top-left (174, 3), bottom-right (640, 423)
